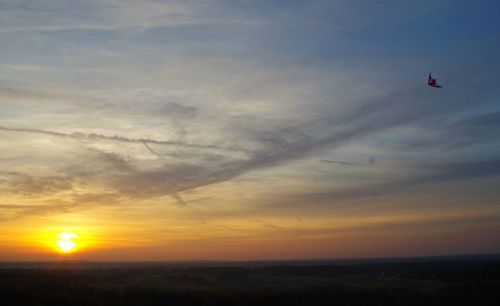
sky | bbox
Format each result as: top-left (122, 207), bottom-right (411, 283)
top-left (1, 0), bottom-right (500, 261)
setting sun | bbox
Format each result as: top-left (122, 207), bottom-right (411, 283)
top-left (56, 231), bottom-right (79, 254)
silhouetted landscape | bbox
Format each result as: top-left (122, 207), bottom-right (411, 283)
top-left (2, 255), bottom-right (500, 305)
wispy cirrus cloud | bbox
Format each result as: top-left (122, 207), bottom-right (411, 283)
top-left (1, 59), bottom-right (498, 218)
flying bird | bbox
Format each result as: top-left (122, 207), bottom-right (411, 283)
top-left (428, 73), bottom-right (442, 88)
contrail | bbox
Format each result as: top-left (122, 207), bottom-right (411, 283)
top-left (140, 139), bottom-right (187, 206)
top-left (141, 139), bottom-right (168, 160)
top-left (171, 193), bottom-right (187, 206)
top-left (0, 125), bottom-right (235, 150)
top-left (321, 156), bottom-right (375, 166)
top-left (321, 160), bottom-right (359, 166)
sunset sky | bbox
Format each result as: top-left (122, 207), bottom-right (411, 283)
top-left (1, 0), bottom-right (500, 261)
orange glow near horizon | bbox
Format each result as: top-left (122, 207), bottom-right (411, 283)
top-left (1, 204), bottom-right (500, 261)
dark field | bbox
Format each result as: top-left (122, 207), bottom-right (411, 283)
top-left (2, 255), bottom-right (500, 306)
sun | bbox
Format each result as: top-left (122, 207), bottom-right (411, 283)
top-left (56, 231), bottom-right (79, 254)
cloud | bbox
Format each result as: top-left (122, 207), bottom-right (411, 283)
top-left (390, 111), bottom-right (500, 151)
top-left (445, 111), bottom-right (500, 148)
top-left (321, 156), bottom-right (375, 166)
top-left (0, 171), bottom-right (73, 196)
top-left (291, 213), bottom-right (500, 238)
top-left (0, 191), bottom-right (123, 221)
top-left (157, 102), bottom-right (198, 119)
top-left (1, 60), bottom-right (499, 218)
top-left (0, 126), bottom-right (233, 150)
top-left (284, 158), bottom-right (500, 205)
top-left (0, 0), bottom-right (266, 35)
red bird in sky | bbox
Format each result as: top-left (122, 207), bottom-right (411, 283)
top-left (428, 73), bottom-right (442, 88)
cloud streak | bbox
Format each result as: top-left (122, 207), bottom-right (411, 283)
top-left (0, 125), bottom-right (242, 151)
top-left (1, 67), bottom-right (499, 219)
top-left (281, 159), bottom-right (500, 207)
